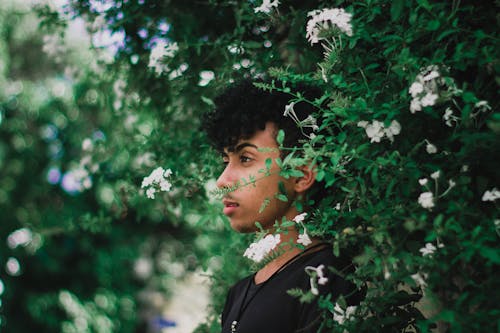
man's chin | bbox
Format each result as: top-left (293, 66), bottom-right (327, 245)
top-left (229, 220), bottom-right (259, 233)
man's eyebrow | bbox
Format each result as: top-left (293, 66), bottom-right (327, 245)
top-left (223, 142), bottom-right (258, 154)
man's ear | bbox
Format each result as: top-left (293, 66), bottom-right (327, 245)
top-left (294, 165), bottom-right (316, 194)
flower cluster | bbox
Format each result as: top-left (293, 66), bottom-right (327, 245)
top-left (408, 65), bottom-right (443, 113)
top-left (198, 70), bottom-right (215, 86)
top-left (443, 107), bottom-right (459, 127)
top-left (417, 171), bottom-right (456, 210)
top-left (141, 167), bottom-right (173, 199)
top-left (357, 120), bottom-right (401, 143)
top-left (293, 213), bottom-right (312, 246)
top-left (61, 167), bottom-right (93, 194)
top-left (332, 303), bottom-right (357, 325)
top-left (417, 191), bottom-right (434, 209)
top-left (305, 264), bottom-right (328, 295)
top-left (482, 188), bottom-right (500, 202)
top-left (148, 40), bottom-right (179, 75)
top-left (243, 234), bottom-right (281, 262)
top-left (254, 0), bottom-right (280, 14)
top-left (419, 242), bottom-right (444, 257)
top-left (284, 102), bottom-right (319, 139)
top-left (7, 228), bottom-right (33, 249)
top-left (306, 8), bottom-right (353, 45)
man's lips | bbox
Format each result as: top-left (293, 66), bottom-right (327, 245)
top-left (222, 199), bottom-right (239, 215)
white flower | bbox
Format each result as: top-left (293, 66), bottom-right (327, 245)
top-left (133, 257), bottom-right (153, 280)
top-left (243, 234), bottom-right (281, 263)
top-left (82, 138), bottom-right (93, 151)
top-left (411, 272), bottom-right (428, 287)
top-left (384, 120), bottom-right (402, 142)
top-left (168, 63), bottom-right (189, 80)
top-left (305, 264), bottom-right (329, 295)
top-left (474, 100), bottom-right (491, 111)
top-left (448, 179), bottom-right (456, 188)
top-left (297, 231), bottom-right (312, 246)
top-left (306, 8), bottom-right (353, 45)
top-left (419, 242), bottom-right (437, 256)
top-left (426, 142), bottom-right (438, 154)
top-left (254, 0), bottom-right (280, 14)
top-left (198, 70), bottom-right (215, 86)
top-left (300, 115), bottom-right (319, 131)
top-left (482, 188), bottom-right (500, 201)
top-left (408, 82), bottom-right (424, 98)
top-left (409, 65), bottom-right (447, 114)
top-left (159, 179), bottom-right (172, 192)
top-left (334, 203), bottom-right (341, 210)
top-left (357, 120), bottom-right (368, 128)
top-left (148, 41), bottom-right (179, 75)
top-left (7, 228), bottom-right (33, 249)
top-left (283, 102), bottom-right (317, 139)
top-left (317, 266), bottom-right (328, 285)
top-left (430, 170), bottom-right (440, 180)
top-left (283, 102), bottom-right (295, 118)
top-left (293, 212), bottom-right (308, 224)
top-left (422, 70), bottom-right (440, 82)
top-left (360, 119), bottom-right (401, 143)
top-left (6, 257), bottom-right (21, 276)
top-left (418, 192), bottom-right (434, 209)
top-left (61, 168), bottom-right (92, 194)
top-left (420, 92), bottom-right (438, 107)
top-left (419, 178), bottom-right (428, 186)
top-left (443, 107), bottom-right (455, 126)
top-left (365, 120), bottom-right (385, 143)
top-left (410, 99), bottom-right (422, 113)
top-left (141, 167), bottom-right (173, 199)
top-left (333, 303), bottom-right (357, 325)
top-left (146, 187), bottom-right (156, 199)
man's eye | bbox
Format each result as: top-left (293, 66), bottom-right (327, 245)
top-left (240, 155), bottom-right (252, 163)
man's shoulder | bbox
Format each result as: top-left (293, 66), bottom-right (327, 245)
top-left (295, 245), bottom-right (353, 272)
top-left (228, 274), bottom-right (252, 293)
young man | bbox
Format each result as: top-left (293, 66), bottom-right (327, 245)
top-left (202, 79), bottom-right (362, 333)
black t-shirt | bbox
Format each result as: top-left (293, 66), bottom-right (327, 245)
top-left (221, 247), bottom-right (362, 333)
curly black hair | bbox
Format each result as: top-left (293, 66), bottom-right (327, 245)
top-left (202, 79), bottom-right (321, 153)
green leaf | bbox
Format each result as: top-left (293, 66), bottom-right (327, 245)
top-left (276, 129), bottom-right (285, 145)
top-left (479, 247), bottom-right (500, 264)
top-left (259, 198), bottom-right (270, 213)
top-left (276, 194), bottom-right (288, 202)
top-left (201, 96), bottom-right (215, 107)
top-left (265, 158), bottom-right (272, 171)
top-left (288, 169), bottom-right (305, 178)
top-left (427, 19), bottom-right (440, 31)
top-left (390, 0), bottom-right (405, 21)
top-left (416, 0), bottom-right (431, 10)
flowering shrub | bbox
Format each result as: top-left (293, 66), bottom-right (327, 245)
top-left (3, 0), bottom-right (496, 332)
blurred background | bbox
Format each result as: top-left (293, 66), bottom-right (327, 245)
top-left (0, 0), bottom-right (243, 332)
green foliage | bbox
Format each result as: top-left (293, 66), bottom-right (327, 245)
top-left (1, 0), bottom-right (498, 332)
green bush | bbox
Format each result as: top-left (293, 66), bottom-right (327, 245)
top-left (1, 0), bottom-right (497, 332)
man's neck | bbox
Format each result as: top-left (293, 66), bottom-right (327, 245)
top-left (254, 227), bottom-right (321, 284)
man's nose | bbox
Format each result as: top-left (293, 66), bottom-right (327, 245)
top-left (216, 165), bottom-right (233, 189)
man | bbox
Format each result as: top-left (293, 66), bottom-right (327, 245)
top-left (202, 79), bottom-right (362, 333)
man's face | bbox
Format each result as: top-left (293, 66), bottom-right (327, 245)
top-left (216, 122), bottom-right (298, 233)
